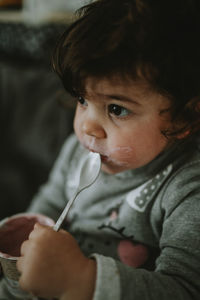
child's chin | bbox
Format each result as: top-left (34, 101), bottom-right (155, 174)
top-left (101, 161), bottom-right (128, 175)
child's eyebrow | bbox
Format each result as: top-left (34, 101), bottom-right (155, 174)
top-left (97, 93), bottom-right (141, 106)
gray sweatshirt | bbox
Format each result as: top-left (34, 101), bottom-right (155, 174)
top-left (1, 134), bottom-right (200, 299)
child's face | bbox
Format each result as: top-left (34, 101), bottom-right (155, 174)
top-left (74, 77), bottom-right (172, 174)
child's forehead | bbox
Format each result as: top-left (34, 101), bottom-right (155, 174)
top-left (83, 76), bottom-right (153, 98)
top-left (82, 76), bottom-right (171, 109)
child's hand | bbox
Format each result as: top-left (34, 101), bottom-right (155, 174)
top-left (17, 223), bottom-right (96, 300)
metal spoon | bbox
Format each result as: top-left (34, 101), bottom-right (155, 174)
top-left (53, 151), bottom-right (101, 231)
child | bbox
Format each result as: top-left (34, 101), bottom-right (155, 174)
top-left (2, 0), bottom-right (200, 299)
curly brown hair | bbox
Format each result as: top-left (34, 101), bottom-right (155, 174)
top-left (52, 0), bottom-right (200, 139)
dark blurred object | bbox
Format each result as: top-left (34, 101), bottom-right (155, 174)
top-left (0, 21), bottom-right (67, 63)
top-left (0, 17), bottom-right (74, 219)
top-left (0, 0), bottom-right (22, 9)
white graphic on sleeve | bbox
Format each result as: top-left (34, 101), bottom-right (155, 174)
top-left (126, 164), bottom-right (173, 212)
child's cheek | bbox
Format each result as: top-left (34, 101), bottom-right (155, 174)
top-left (73, 116), bottom-right (82, 142)
top-left (109, 146), bottom-right (135, 161)
top-left (73, 111), bottom-right (79, 133)
top-left (104, 146), bottom-right (137, 169)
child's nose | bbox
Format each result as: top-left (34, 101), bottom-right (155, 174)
top-left (82, 118), bottom-right (106, 139)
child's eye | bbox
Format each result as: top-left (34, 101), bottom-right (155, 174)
top-left (108, 104), bottom-right (131, 117)
top-left (77, 96), bottom-right (88, 107)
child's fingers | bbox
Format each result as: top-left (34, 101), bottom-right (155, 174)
top-left (20, 239), bottom-right (30, 256)
top-left (19, 272), bottom-right (40, 297)
top-left (33, 222), bottom-right (43, 230)
top-left (16, 255), bottom-right (25, 273)
top-left (28, 222), bottom-right (48, 239)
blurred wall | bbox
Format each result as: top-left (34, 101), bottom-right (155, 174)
top-left (0, 13), bottom-right (75, 219)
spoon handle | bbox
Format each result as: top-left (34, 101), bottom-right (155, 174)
top-left (53, 190), bottom-right (80, 231)
top-left (53, 152), bottom-right (101, 232)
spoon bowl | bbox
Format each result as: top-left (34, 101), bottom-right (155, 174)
top-left (53, 151), bottom-right (101, 231)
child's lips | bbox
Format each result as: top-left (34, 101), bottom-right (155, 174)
top-left (100, 154), bottom-right (108, 162)
top-left (85, 145), bottom-right (108, 162)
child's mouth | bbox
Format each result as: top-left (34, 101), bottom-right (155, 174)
top-left (100, 154), bottom-right (108, 162)
top-left (84, 144), bottom-right (109, 163)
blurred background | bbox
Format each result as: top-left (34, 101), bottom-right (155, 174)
top-left (0, 0), bottom-right (88, 219)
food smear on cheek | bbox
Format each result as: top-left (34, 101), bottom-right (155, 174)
top-left (81, 137), bottom-right (135, 167)
top-left (0, 217), bottom-right (37, 257)
top-left (107, 146), bottom-right (134, 166)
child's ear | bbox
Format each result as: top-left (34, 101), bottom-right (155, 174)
top-left (176, 98), bottom-right (200, 139)
top-left (176, 129), bottom-right (190, 139)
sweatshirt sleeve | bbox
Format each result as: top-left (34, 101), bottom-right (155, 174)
top-left (0, 135), bottom-right (79, 300)
top-left (0, 277), bottom-right (37, 299)
top-left (27, 134), bottom-right (78, 221)
top-left (91, 162), bottom-right (200, 300)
